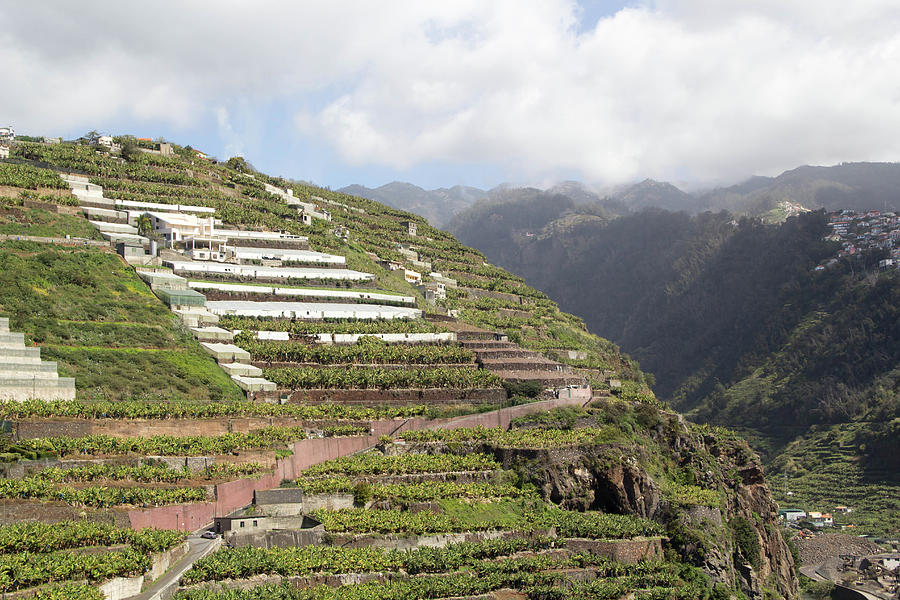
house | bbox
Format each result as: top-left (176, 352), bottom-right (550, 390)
top-left (807, 512), bottom-right (834, 527)
top-left (147, 212), bottom-right (216, 245)
top-left (0, 146), bottom-right (8, 159)
top-left (379, 259), bottom-right (403, 271)
top-left (115, 241), bottom-right (151, 265)
top-left (403, 221), bottom-right (417, 236)
top-left (213, 488), bottom-right (316, 535)
top-left (778, 509), bottom-right (806, 522)
top-left (0, 126), bottom-right (14, 141)
top-left (834, 506), bottom-right (852, 514)
top-left (417, 281), bottom-right (445, 304)
top-left (404, 269), bottom-right (422, 284)
top-left (429, 272), bottom-right (458, 288)
top-left (98, 135), bottom-right (114, 147)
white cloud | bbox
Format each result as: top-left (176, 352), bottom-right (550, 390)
top-left (2, 1), bottom-right (900, 186)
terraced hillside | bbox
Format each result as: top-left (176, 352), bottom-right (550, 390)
top-left (0, 136), bottom-right (795, 599)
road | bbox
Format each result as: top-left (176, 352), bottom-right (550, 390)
top-left (126, 534), bottom-right (220, 600)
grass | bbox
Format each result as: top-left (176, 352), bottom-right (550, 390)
top-left (0, 202), bottom-right (101, 240)
top-left (0, 241), bottom-right (243, 402)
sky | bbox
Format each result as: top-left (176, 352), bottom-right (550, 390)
top-left (2, 0), bottom-right (900, 192)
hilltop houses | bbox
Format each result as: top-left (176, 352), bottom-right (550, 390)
top-left (819, 210), bottom-right (900, 269)
top-left (0, 126), bottom-right (14, 141)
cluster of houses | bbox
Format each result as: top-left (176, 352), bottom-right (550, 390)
top-left (818, 209), bottom-right (900, 271)
top-left (779, 505), bottom-right (854, 529)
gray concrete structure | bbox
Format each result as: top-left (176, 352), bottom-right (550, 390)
top-left (0, 318), bottom-right (75, 401)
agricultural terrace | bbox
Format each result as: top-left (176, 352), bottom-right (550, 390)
top-left (0, 241), bottom-right (242, 401)
top-left (0, 521), bottom-right (184, 594)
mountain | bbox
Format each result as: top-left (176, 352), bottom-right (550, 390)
top-left (615, 178), bottom-right (698, 212)
top-left (450, 200), bottom-right (900, 534)
top-left (700, 161), bottom-right (900, 215)
top-left (338, 181), bottom-right (486, 226)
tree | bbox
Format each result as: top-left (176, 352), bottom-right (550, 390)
top-left (120, 139), bottom-right (140, 162)
top-left (135, 214), bottom-right (152, 237)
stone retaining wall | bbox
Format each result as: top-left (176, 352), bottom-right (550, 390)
top-left (123, 394), bottom-right (591, 531)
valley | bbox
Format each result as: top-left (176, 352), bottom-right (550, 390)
top-left (0, 134), bottom-right (800, 599)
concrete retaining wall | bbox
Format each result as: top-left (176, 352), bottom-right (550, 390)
top-left (99, 575), bottom-right (144, 600)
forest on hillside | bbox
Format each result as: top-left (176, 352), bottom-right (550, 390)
top-left (452, 206), bottom-right (900, 476)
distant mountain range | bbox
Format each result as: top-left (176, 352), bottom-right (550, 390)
top-left (338, 182), bottom-right (488, 227)
top-left (344, 162), bottom-right (900, 226)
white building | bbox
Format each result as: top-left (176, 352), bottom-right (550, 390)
top-left (231, 246), bottom-right (345, 265)
top-left (98, 135), bottom-right (114, 147)
top-left (215, 229), bottom-right (308, 246)
top-left (206, 300), bottom-right (420, 320)
top-left (404, 269), bottom-right (422, 284)
top-left (0, 146), bottom-right (8, 159)
top-left (0, 126), bottom-right (14, 141)
top-left (148, 212), bottom-right (216, 244)
top-left (164, 260), bottom-right (374, 282)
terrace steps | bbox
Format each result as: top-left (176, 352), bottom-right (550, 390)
top-left (0, 317), bottom-right (75, 401)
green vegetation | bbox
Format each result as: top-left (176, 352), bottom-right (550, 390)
top-left (300, 452), bottom-right (499, 477)
top-left (183, 536), bottom-right (556, 583)
top-left (176, 558), bottom-right (709, 600)
top-left (17, 426), bottom-right (310, 457)
top-left (0, 201), bottom-right (100, 238)
top-left (0, 477), bottom-right (208, 507)
top-left (294, 477), bottom-right (529, 502)
top-left (31, 461), bottom-right (264, 483)
top-left (236, 333), bottom-right (473, 364)
top-left (0, 242), bottom-right (242, 401)
top-left (399, 425), bottom-right (628, 448)
top-left (0, 162), bottom-right (67, 189)
top-left (0, 521), bottom-right (183, 592)
top-left (264, 365), bottom-right (502, 389)
top-left (0, 398), bottom-right (437, 420)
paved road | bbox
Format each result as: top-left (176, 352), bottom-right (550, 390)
top-left (127, 534), bottom-right (220, 600)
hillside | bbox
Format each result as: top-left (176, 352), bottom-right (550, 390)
top-left (451, 201), bottom-right (900, 534)
top-left (0, 135), bottom-right (800, 598)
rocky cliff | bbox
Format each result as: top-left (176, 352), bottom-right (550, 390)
top-left (495, 402), bottom-right (798, 599)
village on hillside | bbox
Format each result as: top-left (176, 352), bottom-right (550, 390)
top-left (818, 209), bottom-right (900, 271)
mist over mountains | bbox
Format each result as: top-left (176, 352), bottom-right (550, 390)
top-left (344, 161), bottom-right (900, 227)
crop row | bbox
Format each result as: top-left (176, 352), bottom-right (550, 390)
top-left (182, 536), bottom-right (557, 583)
top-left (301, 452), bottom-right (499, 477)
top-left (17, 426), bottom-right (311, 457)
top-left (0, 520), bottom-right (184, 554)
top-left (264, 366), bottom-right (502, 390)
top-left (219, 316), bottom-right (446, 335)
top-left (0, 399), bottom-right (435, 420)
top-left (294, 477), bottom-right (529, 502)
top-left (175, 558), bottom-right (707, 600)
top-left (236, 336), bottom-right (473, 365)
top-left (32, 462), bottom-right (264, 484)
top-left (0, 547), bottom-right (150, 592)
top-left (0, 163), bottom-right (68, 189)
top-left (309, 506), bottom-right (662, 538)
top-left (399, 425), bottom-right (620, 448)
top-left (0, 477), bottom-right (208, 507)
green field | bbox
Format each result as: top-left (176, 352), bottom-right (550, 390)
top-left (0, 241), bottom-right (243, 401)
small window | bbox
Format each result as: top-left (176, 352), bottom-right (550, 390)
top-left (253, 520), bottom-right (258, 527)
top-left (240, 521), bottom-right (245, 528)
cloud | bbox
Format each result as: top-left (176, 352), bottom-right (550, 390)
top-left (2, 1), bottom-right (900, 186)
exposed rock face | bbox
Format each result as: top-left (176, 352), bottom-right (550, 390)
top-left (497, 413), bottom-right (799, 599)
